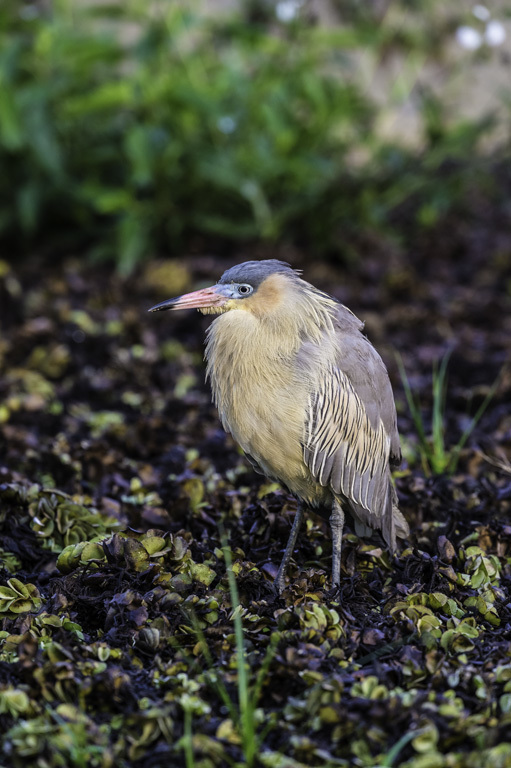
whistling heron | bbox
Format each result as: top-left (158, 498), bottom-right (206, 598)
top-left (150, 260), bottom-right (408, 592)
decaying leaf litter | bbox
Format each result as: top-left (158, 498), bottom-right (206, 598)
top-left (0, 238), bottom-right (510, 768)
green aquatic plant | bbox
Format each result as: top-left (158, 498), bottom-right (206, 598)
top-left (397, 351), bottom-right (499, 475)
top-left (0, 578), bottom-right (42, 615)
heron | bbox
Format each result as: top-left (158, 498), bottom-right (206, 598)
top-left (149, 260), bottom-right (408, 592)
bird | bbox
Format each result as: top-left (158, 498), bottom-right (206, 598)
top-left (149, 260), bottom-right (408, 593)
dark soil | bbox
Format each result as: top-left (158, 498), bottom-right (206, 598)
top-left (0, 232), bottom-right (510, 767)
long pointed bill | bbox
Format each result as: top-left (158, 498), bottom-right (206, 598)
top-left (148, 285), bottom-right (230, 313)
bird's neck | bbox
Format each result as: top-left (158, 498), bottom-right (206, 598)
top-left (204, 288), bottom-right (337, 421)
top-left (206, 287), bottom-right (336, 364)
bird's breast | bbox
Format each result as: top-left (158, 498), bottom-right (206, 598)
top-left (205, 311), bottom-right (317, 497)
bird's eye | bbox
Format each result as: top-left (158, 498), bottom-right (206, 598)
top-left (237, 284), bottom-right (253, 296)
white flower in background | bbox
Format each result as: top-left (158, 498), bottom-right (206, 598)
top-left (456, 25), bottom-right (483, 50)
top-left (485, 19), bottom-right (506, 47)
top-left (472, 5), bottom-right (490, 21)
top-left (457, 7), bottom-right (507, 51)
top-left (276, 0), bottom-right (303, 23)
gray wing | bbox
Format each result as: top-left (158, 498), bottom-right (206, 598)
top-left (302, 306), bottom-right (402, 546)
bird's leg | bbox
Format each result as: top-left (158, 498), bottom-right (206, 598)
top-left (330, 499), bottom-right (345, 588)
top-left (275, 501), bottom-right (304, 594)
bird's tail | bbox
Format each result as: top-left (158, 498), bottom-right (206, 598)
top-left (350, 479), bottom-right (409, 552)
top-left (391, 483), bottom-right (409, 540)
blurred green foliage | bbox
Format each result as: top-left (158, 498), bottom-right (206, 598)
top-left (0, 0), bottom-right (500, 271)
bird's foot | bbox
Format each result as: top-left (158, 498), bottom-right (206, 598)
top-left (325, 582), bottom-right (342, 600)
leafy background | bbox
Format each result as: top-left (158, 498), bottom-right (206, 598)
top-left (1, 1), bottom-right (511, 767)
top-left (2, 0), bottom-right (509, 271)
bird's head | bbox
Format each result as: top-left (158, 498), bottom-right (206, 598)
top-left (148, 260), bottom-right (300, 317)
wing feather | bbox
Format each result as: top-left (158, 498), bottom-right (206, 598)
top-left (302, 311), bottom-right (406, 546)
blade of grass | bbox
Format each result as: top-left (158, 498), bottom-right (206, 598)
top-left (397, 352), bottom-right (501, 476)
top-left (221, 530), bottom-right (257, 768)
top-left (167, 625), bottom-right (237, 768)
top-left (431, 351), bottom-right (451, 474)
top-left (251, 632), bottom-right (279, 714)
top-left (376, 729), bottom-right (424, 767)
top-left (447, 369), bottom-right (503, 474)
top-left (246, 631), bottom-right (280, 746)
top-left (183, 705), bottom-right (194, 768)
top-left (396, 352), bottom-right (432, 474)
top-left (174, 529), bottom-right (279, 767)
top-left (185, 611), bottom-right (239, 725)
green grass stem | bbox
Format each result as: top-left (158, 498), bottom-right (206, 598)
top-left (397, 352), bottom-right (500, 476)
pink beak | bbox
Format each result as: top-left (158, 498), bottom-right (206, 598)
top-left (148, 284), bottom-right (231, 312)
